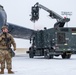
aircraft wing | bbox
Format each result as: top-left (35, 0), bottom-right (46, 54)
top-left (8, 23), bottom-right (35, 39)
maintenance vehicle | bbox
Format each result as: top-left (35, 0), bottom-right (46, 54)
top-left (29, 27), bottom-right (76, 59)
top-left (27, 3), bottom-right (76, 59)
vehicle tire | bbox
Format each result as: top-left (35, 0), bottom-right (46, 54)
top-left (49, 55), bottom-right (53, 59)
top-left (66, 54), bottom-right (71, 59)
top-left (29, 47), bottom-right (34, 58)
top-left (29, 51), bottom-right (34, 58)
top-left (61, 53), bottom-right (71, 59)
top-left (61, 54), bottom-right (66, 59)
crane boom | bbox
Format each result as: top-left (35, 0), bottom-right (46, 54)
top-left (30, 2), bottom-right (70, 27)
top-left (35, 2), bottom-right (63, 20)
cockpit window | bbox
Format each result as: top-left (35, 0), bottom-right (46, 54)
top-left (0, 5), bottom-right (3, 8)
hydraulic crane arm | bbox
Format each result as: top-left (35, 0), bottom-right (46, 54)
top-left (30, 2), bottom-right (70, 27)
top-left (35, 3), bottom-right (63, 20)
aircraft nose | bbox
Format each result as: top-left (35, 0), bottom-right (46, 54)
top-left (0, 7), bottom-right (7, 32)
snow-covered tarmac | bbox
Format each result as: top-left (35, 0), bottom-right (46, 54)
top-left (3, 54), bottom-right (76, 75)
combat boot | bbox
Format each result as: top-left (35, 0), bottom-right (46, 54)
top-left (0, 68), bottom-right (4, 74)
top-left (8, 69), bottom-right (14, 74)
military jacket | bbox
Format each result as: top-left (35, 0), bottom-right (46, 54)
top-left (0, 33), bottom-right (16, 50)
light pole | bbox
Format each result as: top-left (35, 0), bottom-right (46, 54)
top-left (61, 11), bottom-right (72, 27)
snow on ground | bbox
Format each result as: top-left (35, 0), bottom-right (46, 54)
top-left (3, 54), bottom-right (76, 75)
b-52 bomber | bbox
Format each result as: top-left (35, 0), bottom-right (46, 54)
top-left (0, 5), bottom-right (34, 39)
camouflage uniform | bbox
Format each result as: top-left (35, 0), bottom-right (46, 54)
top-left (0, 32), bottom-right (16, 70)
